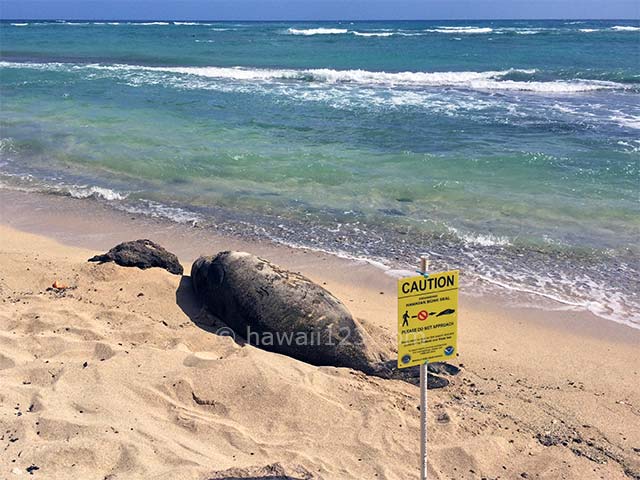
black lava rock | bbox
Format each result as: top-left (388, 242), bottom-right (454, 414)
top-left (89, 239), bottom-right (183, 275)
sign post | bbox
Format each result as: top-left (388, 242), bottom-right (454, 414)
top-left (420, 354), bottom-right (428, 480)
top-left (397, 257), bottom-right (459, 480)
top-left (419, 257), bottom-right (428, 480)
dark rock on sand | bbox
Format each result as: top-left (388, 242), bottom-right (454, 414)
top-left (427, 362), bottom-right (461, 376)
top-left (379, 360), bottom-right (457, 389)
top-left (206, 463), bottom-right (315, 480)
top-left (419, 372), bottom-right (450, 389)
top-left (191, 251), bottom-right (384, 375)
top-left (89, 239), bottom-right (183, 275)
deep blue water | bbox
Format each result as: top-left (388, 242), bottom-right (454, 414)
top-left (1, 20), bottom-right (639, 325)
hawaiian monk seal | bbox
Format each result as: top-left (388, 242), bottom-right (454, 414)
top-left (190, 251), bottom-right (385, 374)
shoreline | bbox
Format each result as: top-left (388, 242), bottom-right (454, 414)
top-left (1, 188), bottom-right (640, 478)
top-left (1, 187), bottom-right (638, 332)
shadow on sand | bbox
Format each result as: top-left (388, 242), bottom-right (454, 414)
top-left (175, 275), bottom-right (219, 334)
top-left (176, 274), bottom-right (247, 347)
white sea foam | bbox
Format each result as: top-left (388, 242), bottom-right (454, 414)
top-left (579, 29), bottom-right (600, 33)
top-left (446, 226), bottom-right (512, 247)
top-left (66, 185), bottom-right (127, 201)
top-left (473, 271), bottom-right (640, 328)
top-left (467, 79), bottom-right (625, 93)
top-left (609, 113), bottom-right (640, 130)
top-left (11, 23), bottom-right (29, 26)
top-left (135, 22), bottom-right (170, 26)
top-left (612, 25), bottom-right (640, 31)
top-left (0, 138), bottom-right (17, 154)
top-left (118, 200), bottom-right (201, 225)
top-left (617, 140), bottom-right (640, 153)
top-left (287, 27), bottom-right (348, 35)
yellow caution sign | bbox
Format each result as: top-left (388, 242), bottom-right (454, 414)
top-left (397, 270), bottom-right (459, 368)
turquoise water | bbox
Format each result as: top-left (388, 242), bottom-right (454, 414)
top-left (1, 20), bottom-right (639, 325)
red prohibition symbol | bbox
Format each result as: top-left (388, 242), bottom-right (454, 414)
top-left (417, 310), bottom-right (429, 321)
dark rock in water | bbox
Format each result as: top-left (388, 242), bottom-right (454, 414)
top-left (191, 251), bottom-right (384, 374)
top-left (88, 239), bottom-right (183, 275)
top-left (378, 208), bottom-right (406, 216)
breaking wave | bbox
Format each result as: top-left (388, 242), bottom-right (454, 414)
top-left (287, 28), bottom-right (348, 35)
top-left (0, 174), bottom-right (128, 202)
top-left (612, 25), bottom-right (640, 31)
top-left (427, 26), bottom-right (494, 34)
top-left (352, 31), bottom-right (396, 37)
top-left (286, 26), bottom-right (494, 36)
top-left (2, 61), bottom-right (635, 94)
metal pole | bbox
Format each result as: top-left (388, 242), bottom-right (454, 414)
top-left (419, 256), bottom-right (429, 480)
top-left (420, 361), bottom-right (428, 480)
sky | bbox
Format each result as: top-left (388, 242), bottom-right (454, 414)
top-left (1, 0), bottom-right (638, 21)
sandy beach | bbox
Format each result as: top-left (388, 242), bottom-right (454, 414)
top-left (1, 190), bottom-right (639, 479)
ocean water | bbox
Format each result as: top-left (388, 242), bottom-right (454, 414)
top-left (1, 20), bottom-right (639, 326)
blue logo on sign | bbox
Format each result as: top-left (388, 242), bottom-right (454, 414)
top-left (401, 354), bottom-right (412, 364)
top-left (444, 346), bottom-right (455, 356)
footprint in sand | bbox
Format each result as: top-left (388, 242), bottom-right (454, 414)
top-left (93, 342), bottom-right (116, 361)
